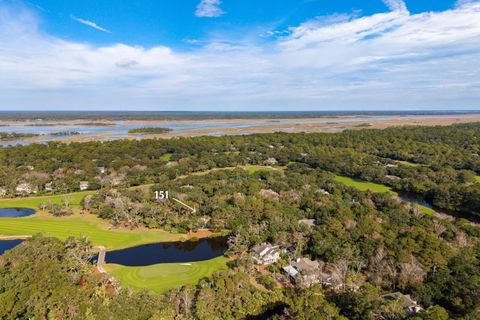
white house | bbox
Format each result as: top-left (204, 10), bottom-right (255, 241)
top-left (251, 243), bottom-right (281, 265)
top-left (0, 187), bottom-right (7, 197)
top-left (16, 182), bottom-right (37, 195)
top-left (44, 182), bottom-right (54, 192)
top-left (380, 292), bottom-right (423, 315)
top-left (79, 181), bottom-right (90, 191)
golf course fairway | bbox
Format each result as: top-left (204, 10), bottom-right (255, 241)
top-left (334, 175), bottom-right (435, 215)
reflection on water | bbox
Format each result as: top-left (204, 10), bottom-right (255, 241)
top-left (0, 208), bottom-right (37, 217)
top-left (104, 236), bottom-right (228, 266)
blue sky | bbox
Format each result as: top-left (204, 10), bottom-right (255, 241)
top-left (0, 0), bottom-right (479, 110)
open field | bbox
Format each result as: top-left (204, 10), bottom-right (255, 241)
top-left (333, 175), bottom-right (435, 215)
top-left (0, 191), bottom-right (95, 209)
top-left (105, 256), bottom-right (228, 293)
top-left (334, 175), bottom-right (396, 194)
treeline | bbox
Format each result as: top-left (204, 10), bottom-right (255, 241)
top-left (2, 123), bottom-right (480, 217)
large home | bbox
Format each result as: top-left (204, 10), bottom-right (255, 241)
top-left (0, 187), bottom-right (7, 197)
top-left (79, 181), bottom-right (90, 191)
top-left (283, 258), bottom-right (322, 287)
top-left (283, 258), bottom-right (336, 288)
top-left (15, 182), bottom-right (37, 195)
top-left (380, 292), bottom-right (423, 315)
top-left (251, 243), bottom-right (281, 265)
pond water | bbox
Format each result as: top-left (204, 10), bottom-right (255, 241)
top-left (0, 239), bottom-right (23, 255)
top-left (398, 192), bottom-right (433, 209)
top-left (0, 208), bottom-right (36, 217)
top-left (104, 236), bottom-right (228, 266)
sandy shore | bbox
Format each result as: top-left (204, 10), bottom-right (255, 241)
top-left (1, 113), bottom-right (480, 144)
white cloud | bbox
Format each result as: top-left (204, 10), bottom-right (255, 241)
top-left (195, 0), bottom-right (224, 18)
top-left (71, 15), bottom-right (111, 33)
top-left (0, 3), bottom-right (479, 110)
top-left (382, 0), bottom-right (409, 13)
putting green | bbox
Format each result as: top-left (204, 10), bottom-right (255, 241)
top-left (105, 256), bottom-right (228, 293)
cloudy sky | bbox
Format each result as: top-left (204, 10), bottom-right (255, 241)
top-left (0, 0), bottom-right (479, 111)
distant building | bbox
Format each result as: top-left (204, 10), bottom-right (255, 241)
top-left (79, 181), bottom-right (90, 191)
top-left (0, 187), bottom-right (7, 197)
top-left (16, 182), bottom-right (37, 195)
top-left (283, 258), bottom-right (323, 287)
top-left (385, 175), bottom-right (401, 181)
top-left (318, 189), bottom-right (330, 195)
top-left (385, 164), bottom-right (398, 168)
top-left (380, 292), bottom-right (423, 315)
top-left (259, 189), bottom-right (280, 201)
top-left (98, 166), bottom-right (107, 174)
top-left (263, 157), bottom-right (278, 166)
top-left (251, 243), bottom-right (281, 265)
top-left (298, 219), bottom-right (316, 228)
top-left (44, 182), bottom-right (54, 192)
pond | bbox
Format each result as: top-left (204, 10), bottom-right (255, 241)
top-left (0, 208), bottom-right (36, 217)
top-left (104, 236), bottom-right (228, 267)
top-left (0, 239), bottom-right (23, 255)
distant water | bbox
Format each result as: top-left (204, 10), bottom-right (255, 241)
top-left (0, 116), bottom-right (413, 146)
top-left (0, 208), bottom-right (36, 217)
top-left (104, 236), bottom-right (228, 266)
top-left (0, 240), bottom-right (22, 255)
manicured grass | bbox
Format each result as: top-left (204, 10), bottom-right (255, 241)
top-left (242, 165), bottom-right (282, 174)
top-left (475, 176), bottom-right (480, 183)
top-left (0, 191), bottom-right (95, 209)
top-left (160, 153), bottom-right (173, 161)
top-left (105, 256), bottom-right (228, 293)
top-left (334, 175), bottom-right (397, 195)
top-left (0, 213), bottom-right (184, 250)
top-left (334, 175), bottom-right (434, 215)
top-left (396, 160), bottom-right (426, 167)
top-left (418, 205), bottom-right (436, 215)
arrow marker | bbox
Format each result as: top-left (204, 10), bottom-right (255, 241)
top-left (172, 197), bottom-right (197, 213)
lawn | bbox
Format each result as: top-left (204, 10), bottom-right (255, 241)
top-left (160, 153), bottom-right (173, 161)
top-left (105, 256), bottom-right (228, 293)
top-left (334, 175), bottom-right (397, 195)
top-left (476, 176), bottom-right (480, 183)
top-left (396, 160), bottom-right (424, 167)
top-left (334, 175), bottom-right (434, 215)
top-left (0, 191), bottom-right (95, 209)
top-left (242, 165), bottom-right (283, 174)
